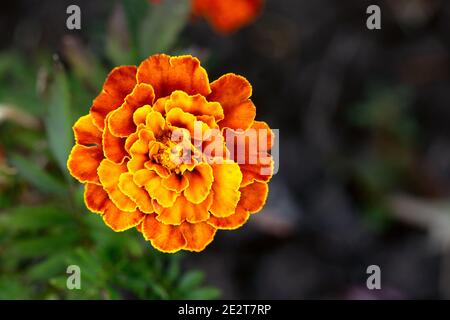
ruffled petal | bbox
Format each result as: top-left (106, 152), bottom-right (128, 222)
top-left (161, 173), bottom-right (189, 192)
top-left (207, 205), bottom-right (249, 230)
top-left (84, 183), bottom-right (109, 214)
top-left (103, 202), bottom-right (145, 232)
top-left (144, 172), bottom-right (178, 208)
top-left (118, 172), bottom-right (154, 214)
top-left (239, 155), bottom-right (273, 186)
top-left (141, 215), bottom-right (187, 253)
top-left (90, 66), bottom-right (137, 129)
top-left (238, 181), bottom-right (268, 214)
top-left (73, 114), bottom-right (102, 146)
top-left (145, 110), bottom-right (167, 138)
top-left (97, 159), bottom-right (137, 212)
top-left (209, 73), bottom-right (255, 131)
top-left (183, 163), bottom-right (213, 204)
top-left (109, 83), bottom-right (155, 137)
top-left (209, 161), bottom-right (242, 217)
top-left (67, 145), bottom-right (103, 184)
top-left (165, 91), bottom-right (224, 122)
top-left (137, 54), bottom-right (211, 99)
top-left (103, 116), bottom-right (127, 163)
top-left (133, 105), bottom-right (153, 127)
top-left (180, 222), bottom-right (216, 252)
top-left (154, 192), bottom-right (212, 225)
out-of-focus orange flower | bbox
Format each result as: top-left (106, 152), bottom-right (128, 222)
top-left (67, 54), bottom-right (273, 253)
top-left (150, 0), bottom-right (263, 34)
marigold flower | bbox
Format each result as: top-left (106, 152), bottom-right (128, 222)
top-left (67, 54), bottom-right (274, 253)
top-left (151, 0), bottom-right (263, 34)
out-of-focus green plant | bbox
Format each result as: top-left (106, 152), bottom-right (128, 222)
top-left (345, 85), bottom-right (420, 231)
top-left (0, 0), bottom-right (220, 300)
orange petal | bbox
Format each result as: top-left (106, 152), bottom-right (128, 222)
top-left (145, 110), bottom-right (166, 138)
top-left (152, 97), bottom-right (169, 115)
top-left (166, 91), bottom-right (224, 121)
top-left (90, 66), bottom-right (137, 129)
top-left (161, 173), bottom-right (189, 192)
top-left (103, 202), bottom-right (145, 232)
top-left (84, 183), bottom-right (109, 214)
top-left (209, 73), bottom-right (255, 131)
top-left (183, 163), bottom-right (213, 204)
top-left (144, 173), bottom-right (178, 208)
top-left (209, 161), bottom-right (242, 217)
top-left (166, 107), bottom-right (209, 138)
top-left (141, 215), bottom-right (187, 253)
top-left (109, 83), bottom-right (156, 137)
top-left (193, 0), bottom-right (263, 34)
top-left (133, 169), bottom-right (157, 187)
top-left (144, 160), bottom-right (171, 178)
top-left (118, 172), bottom-right (154, 214)
top-left (154, 192), bottom-right (212, 225)
top-left (137, 54), bottom-right (211, 99)
top-left (125, 130), bottom-right (140, 153)
top-left (240, 155), bottom-right (273, 186)
top-left (67, 145), bottom-right (103, 184)
top-left (239, 181), bottom-right (268, 213)
top-left (73, 114), bottom-right (102, 146)
top-left (133, 105), bottom-right (153, 127)
top-left (103, 116), bottom-right (127, 163)
top-left (180, 222), bottom-right (216, 252)
top-left (97, 159), bottom-right (137, 212)
top-left (207, 205), bottom-right (250, 230)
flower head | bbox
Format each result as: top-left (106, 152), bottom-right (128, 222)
top-left (67, 54), bottom-right (273, 253)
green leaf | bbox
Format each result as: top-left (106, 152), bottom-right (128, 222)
top-left (188, 287), bottom-right (221, 300)
top-left (0, 205), bottom-right (73, 232)
top-left (45, 67), bottom-right (73, 176)
top-left (178, 270), bottom-right (205, 292)
top-left (5, 231), bottom-right (79, 259)
top-left (9, 153), bottom-right (66, 195)
top-left (27, 253), bottom-right (69, 281)
top-left (138, 0), bottom-right (190, 58)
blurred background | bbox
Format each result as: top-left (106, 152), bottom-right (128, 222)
top-left (1, 0), bottom-right (450, 299)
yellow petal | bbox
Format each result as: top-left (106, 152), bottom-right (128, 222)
top-left (209, 161), bottom-right (242, 217)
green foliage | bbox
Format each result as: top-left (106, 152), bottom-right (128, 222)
top-left (0, 1), bottom-right (219, 300)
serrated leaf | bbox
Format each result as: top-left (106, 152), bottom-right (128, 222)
top-left (138, 0), bottom-right (190, 58)
top-left (9, 153), bottom-right (66, 195)
top-left (45, 67), bottom-right (73, 175)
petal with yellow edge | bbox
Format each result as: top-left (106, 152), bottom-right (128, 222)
top-left (73, 114), bottom-right (102, 146)
top-left (118, 172), bottom-right (154, 214)
top-left (209, 161), bottom-right (242, 217)
top-left (207, 205), bottom-right (250, 230)
top-left (209, 73), bottom-right (255, 131)
top-left (161, 173), bottom-right (189, 192)
top-left (97, 159), bottom-right (137, 212)
top-left (181, 222), bottom-right (216, 252)
top-left (141, 215), bottom-right (187, 253)
top-left (84, 183), bottom-right (109, 214)
top-left (109, 83), bottom-right (156, 137)
top-left (133, 105), bottom-right (153, 127)
top-left (144, 172), bottom-right (178, 208)
top-left (183, 163), bottom-right (213, 204)
top-left (103, 202), bottom-right (145, 232)
top-left (103, 116), bottom-right (127, 163)
top-left (165, 91), bottom-right (224, 122)
top-left (67, 145), bottom-right (103, 184)
top-left (238, 181), bottom-right (268, 214)
top-left (90, 66), bottom-right (137, 129)
top-left (137, 54), bottom-right (211, 99)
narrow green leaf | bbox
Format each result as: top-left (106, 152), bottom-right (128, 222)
top-left (45, 67), bottom-right (73, 175)
top-left (138, 0), bottom-right (190, 58)
top-left (9, 153), bottom-right (66, 195)
top-left (188, 287), bottom-right (221, 300)
top-left (0, 205), bottom-right (73, 231)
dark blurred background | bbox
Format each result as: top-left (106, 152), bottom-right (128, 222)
top-left (2, 0), bottom-right (450, 299)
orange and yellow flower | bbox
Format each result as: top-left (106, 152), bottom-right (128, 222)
top-left (67, 54), bottom-right (273, 253)
top-left (151, 0), bottom-right (263, 34)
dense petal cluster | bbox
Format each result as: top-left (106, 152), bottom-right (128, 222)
top-left (67, 54), bottom-right (273, 252)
